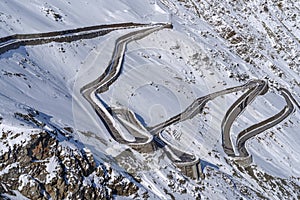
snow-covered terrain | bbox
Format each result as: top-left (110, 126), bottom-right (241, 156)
top-left (0, 0), bottom-right (299, 199)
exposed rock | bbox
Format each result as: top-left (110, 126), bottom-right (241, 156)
top-left (0, 129), bottom-right (139, 199)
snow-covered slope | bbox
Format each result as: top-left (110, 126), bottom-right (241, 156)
top-left (0, 0), bottom-right (299, 199)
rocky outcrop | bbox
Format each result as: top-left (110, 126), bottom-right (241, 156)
top-left (0, 130), bottom-right (139, 199)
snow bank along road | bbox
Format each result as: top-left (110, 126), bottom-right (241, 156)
top-left (0, 22), bottom-right (299, 179)
top-left (0, 22), bottom-right (155, 54)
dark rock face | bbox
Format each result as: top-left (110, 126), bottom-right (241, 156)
top-left (0, 130), bottom-right (139, 199)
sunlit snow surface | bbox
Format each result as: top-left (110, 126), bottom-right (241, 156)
top-left (0, 0), bottom-right (299, 199)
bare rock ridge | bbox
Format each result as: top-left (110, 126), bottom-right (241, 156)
top-left (0, 129), bottom-right (140, 199)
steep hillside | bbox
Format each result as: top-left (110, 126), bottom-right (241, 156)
top-left (0, 0), bottom-right (299, 199)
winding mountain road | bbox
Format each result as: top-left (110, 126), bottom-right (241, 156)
top-left (0, 22), bottom-right (298, 179)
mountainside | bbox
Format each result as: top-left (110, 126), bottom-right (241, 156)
top-left (0, 0), bottom-right (299, 199)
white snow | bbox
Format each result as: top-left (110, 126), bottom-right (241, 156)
top-left (45, 156), bottom-right (60, 184)
top-left (0, 0), bottom-right (299, 199)
top-left (2, 190), bottom-right (30, 200)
